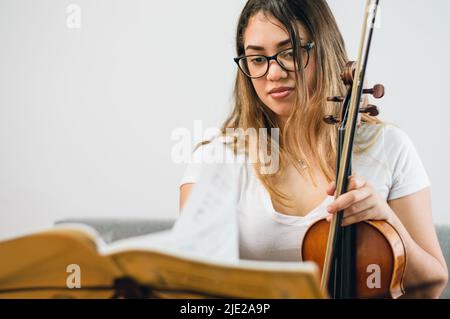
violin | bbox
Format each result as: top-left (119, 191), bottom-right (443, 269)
top-left (301, 0), bottom-right (407, 299)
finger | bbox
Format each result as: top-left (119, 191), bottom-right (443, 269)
top-left (346, 174), bottom-right (366, 191)
top-left (343, 196), bottom-right (376, 218)
top-left (342, 208), bottom-right (375, 227)
top-left (327, 186), bottom-right (372, 214)
top-left (326, 214), bottom-right (332, 222)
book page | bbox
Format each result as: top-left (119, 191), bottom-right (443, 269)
top-left (100, 161), bottom-right (242, 264)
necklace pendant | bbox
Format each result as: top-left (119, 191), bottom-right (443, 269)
top-left (298, 159), bottom-right (308, 170)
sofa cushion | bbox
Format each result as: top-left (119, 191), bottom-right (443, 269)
top-left (55, 218), bottom-right (175, 244)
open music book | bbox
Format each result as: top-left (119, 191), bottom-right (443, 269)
top-left (0, 160), bottom-right (324, 299)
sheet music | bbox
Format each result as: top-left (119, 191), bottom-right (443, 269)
top-left (99, 161), bottom-right (241, 264)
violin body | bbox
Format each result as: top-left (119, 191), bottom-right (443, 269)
top-left (302, 218), bottom-right (406, 298)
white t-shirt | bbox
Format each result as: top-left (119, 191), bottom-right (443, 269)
top-left (179, 124), bottom-right (431, 262)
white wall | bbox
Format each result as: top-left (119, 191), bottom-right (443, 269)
top-left (1, 0), bottom-right (449, 241)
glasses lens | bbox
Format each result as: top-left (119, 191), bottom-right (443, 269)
top-left (237, 46), bottom-right (311, 78)
top-left (277, 49), bottom-right (296, 71)
top-left (239, 56), bottom-right (267, 78)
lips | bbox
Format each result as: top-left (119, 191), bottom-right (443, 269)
top-left (269, 86), bottom-right (294, 94)
top-left (268, 87), bottom-right (294, 100)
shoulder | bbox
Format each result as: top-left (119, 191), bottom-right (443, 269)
top-left (380, 123), bottom-right (413, 148)
top-left (357, 121), bottom-right (406, 140)
top-left (354, 122), bottom-right (430, 200)
top-left (180, 135), bottom-right (247, 187)
top-left (356, 122), bottom-right (424, 169)
top-left (190, 135), bottom-right (244, 164)
top-left (356, 122), bottom-right (414, 155)
top-left (376, 123), bottom-right (420, 165)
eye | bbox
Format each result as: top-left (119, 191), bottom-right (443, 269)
top-left (250, 57), bottom-right (266, 64)
top-left (281, 50), bottom-right (294, 60)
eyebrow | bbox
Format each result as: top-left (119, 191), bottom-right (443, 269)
top-left (245, 38), bottom-right (294, 52)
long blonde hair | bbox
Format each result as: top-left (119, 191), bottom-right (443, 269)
top-left (200, 0), bottom-right (382, 207)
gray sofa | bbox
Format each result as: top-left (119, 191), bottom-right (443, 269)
top-left (55, 218), bottom-right (450, 298)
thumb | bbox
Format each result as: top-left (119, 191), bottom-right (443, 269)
top-left (326, 181), bottom-right (336, 196)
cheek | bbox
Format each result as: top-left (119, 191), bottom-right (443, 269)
top-left (250, 79), bottom-right (267, 104)
top-left (252, 80), bottom-right (264, 97)
top-left (305, 60), bottom-right (316, 90)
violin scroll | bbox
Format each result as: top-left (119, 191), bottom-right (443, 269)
top-left (324, 61), bottom-right (385, 125)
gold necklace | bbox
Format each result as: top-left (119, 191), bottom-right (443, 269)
top-left (297, 159), bottom-right (308, 170)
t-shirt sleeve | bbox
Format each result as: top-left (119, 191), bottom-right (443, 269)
top-left (179, 146), bottom-right (204, 186)
top-left (179, 138), bottom-right (238, 187)
top-left (384, 125), bottom-right (431, 200)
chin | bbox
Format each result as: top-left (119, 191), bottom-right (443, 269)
top-left (268, 103), bottom-right (292, 119)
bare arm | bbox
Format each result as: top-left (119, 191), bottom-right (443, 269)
top-left (387, 187), bottom-right (448, 298)
top-left (179, 183), bottom-right (195, 214)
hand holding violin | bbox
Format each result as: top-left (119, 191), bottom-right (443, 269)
top-left (325, 174), bottom-right (395, 227)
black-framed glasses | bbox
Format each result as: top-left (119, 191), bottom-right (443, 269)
top-left (234, 42), bottom-right (315, 79)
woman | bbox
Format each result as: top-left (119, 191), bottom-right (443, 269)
top-left (179, 0), bottom-right (447, 298)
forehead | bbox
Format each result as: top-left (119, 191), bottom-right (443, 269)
top-left (243, 12), bottom-right (308, 49)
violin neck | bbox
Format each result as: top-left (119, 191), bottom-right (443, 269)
top-left (328, 129), bottom-right (357, 299)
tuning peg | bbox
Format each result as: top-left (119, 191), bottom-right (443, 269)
top-left (363, 84), bottom-right (385, 99)
top-left (359, 104), bottom-right (379, 116)
top-left (327, 96), bottom-right (344, 103)
top-left (323, 115), bottom-right (341, 125)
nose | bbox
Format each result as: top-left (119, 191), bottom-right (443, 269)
top-left (266, 60), bottom-right (288, 81)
